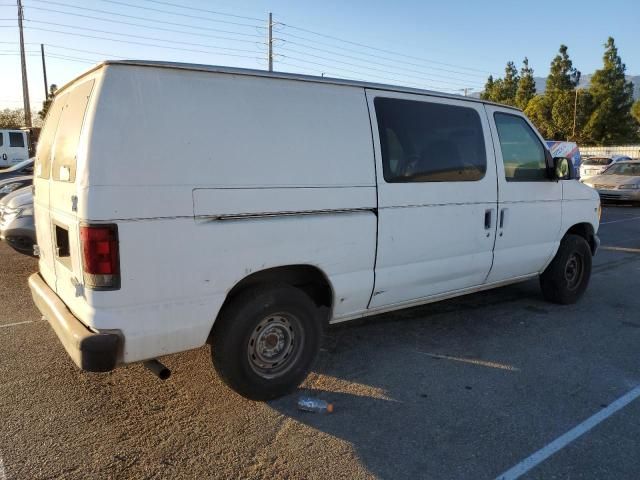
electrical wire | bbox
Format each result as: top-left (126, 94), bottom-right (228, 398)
top-left (279, 22), bottom-right (496, 75)
top-left (23, 4), bottom-right (265, 44)
top-left (25, 0), bottom-right (264, 38)
top-left (24, 19), bottom-right (264, 55)
top-left (100, 0), bottom-right (265, 30)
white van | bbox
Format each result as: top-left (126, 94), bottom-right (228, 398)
top-left (0, 129), bottom-right (29, 167)
top-left (29, 61), bottom-right (600, 400)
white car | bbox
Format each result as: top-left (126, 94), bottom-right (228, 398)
top-left (29, 61), bottom-right (601, 400)
top-left (580, 155), bottom-right (632, 179)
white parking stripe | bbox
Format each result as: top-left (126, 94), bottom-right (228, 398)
top-left (601, 246), bottom-right (640, 254)
top-left (415, 351), bottom-right (519, 372)
top-left (601, 215), bottom-right (640, 225)
top-left (0, 456), bottom-right (6, 480)
top-left (0, 320), bottom-right (33, 329)
top-left (495, 383), bottom-right (640, 480)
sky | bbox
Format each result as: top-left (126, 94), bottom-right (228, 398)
top-left (1, 0), bottom-right (639, 112)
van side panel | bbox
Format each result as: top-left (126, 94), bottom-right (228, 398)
top-left (71, 65), bottom-right (377, 362)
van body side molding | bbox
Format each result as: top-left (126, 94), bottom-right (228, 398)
top-left (197, 207), bottom-right (376, 221)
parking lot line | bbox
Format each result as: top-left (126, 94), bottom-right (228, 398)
top-left (0, 320), bottom-right (33, 329)
top-left (495, 383), bottom-right (640, 480)
top-left (0, 456), bottom-right (6, 480)
top-left (415, 351), bottom-right (519, 372)
top-left (601, 215), bottom-right (640, 225)
top-left (601, 246), bottom-right (640, 254)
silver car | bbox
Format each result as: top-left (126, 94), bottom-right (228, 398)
top-left (579, 155), bottom-right (632, 179)
top-left (0, 185), bottom-right (35, 255)
top-left (582, 160), bottom-right (640, 203)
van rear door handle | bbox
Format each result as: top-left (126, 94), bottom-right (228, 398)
top-left (484, 209), bottom-right (493, 230)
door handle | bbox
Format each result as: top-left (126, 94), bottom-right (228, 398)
top-left (499, 208), bottom-right (508, 229)
top-left (484, 209), bottom-right (493, 230)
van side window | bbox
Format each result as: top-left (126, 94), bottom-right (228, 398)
top-left (9, 132), bottom-right (25, 148)
top-left (494, 113), bottom-right (548, 181)
top-left (0, 133), bottom-right (3, 146)
top-left (374, 97), bottom-right (487, 183)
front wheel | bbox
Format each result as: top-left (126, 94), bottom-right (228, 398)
top-left (540, 234), bottom-right (592, 305)
top-left (211, 284), bottom-right (323, 401)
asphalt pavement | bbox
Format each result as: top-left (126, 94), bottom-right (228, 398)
top-left (1, 205), bottom-right (639, 480)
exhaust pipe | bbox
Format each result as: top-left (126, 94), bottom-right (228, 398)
top-left (143, 359), bottom-right (171, 380)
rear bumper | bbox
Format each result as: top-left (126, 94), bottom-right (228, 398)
top-left (28, 273), bottom-right (123, 372)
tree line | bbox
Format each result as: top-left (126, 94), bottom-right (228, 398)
top-left (482, 37), bottom-right (640, 145)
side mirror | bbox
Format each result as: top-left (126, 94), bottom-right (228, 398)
top-left (553, 156), bottom-right (573, 180)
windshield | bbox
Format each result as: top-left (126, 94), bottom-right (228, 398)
top-left (0, 157), bottom-right (34, 172)
top-left (603, 163), bottom-right (640, 176)
top-left (582, 157), bottom-right (612, 166)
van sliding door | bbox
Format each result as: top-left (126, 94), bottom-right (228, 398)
top-left (366, 90), bottom-right (498, 308)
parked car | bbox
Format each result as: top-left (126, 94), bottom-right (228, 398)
top-left (0, 175), bottom-right (32, 199)
top-left (0, 157), bottom-right (34, 180)
top-left (582, 160), bottom-right (640, 203)
top-left (0, 129), bottom-right (29, 167)
top-left (0, 185), bottom-right (35, 255)
top-left (29, 61), bottom-right (600, 400)
top-left (579, 155), bottom-right (632, 179)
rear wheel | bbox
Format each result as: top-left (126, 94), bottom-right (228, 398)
top-left (540, 234), bottom-right (592, 305)
top-left (211, 284), bottom-right (323, 401)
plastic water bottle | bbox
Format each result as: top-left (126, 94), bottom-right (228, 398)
top-left (297, 396), bottom-right (334, 413)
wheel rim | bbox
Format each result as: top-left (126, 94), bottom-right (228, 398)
top-left (564, 252), bottom-right (584, 291)
top-left (247, 313), bottom-right (303, 379)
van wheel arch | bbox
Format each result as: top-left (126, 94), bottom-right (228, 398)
top-left (212, 265), bottom-right (334, 334)
top-left (564, 223), bottom-right (597, 255)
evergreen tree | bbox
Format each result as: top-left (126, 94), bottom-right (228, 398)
top-left (480, 75), bottom-right (495, 101)
top-left (499, 61), bottom-right (519, 106)
top-left (632, 99), bottom-right (640, 124)
top-left (515, 57), bottom-right (536, 110)
top-left (480, 62), bottom-right (519, 106)
top-left (583, 37), bottom-right (637, 144)
top-left (546, 45), bottom-right (581, 95)
top-left (38, 84), bottom-right (58, 120)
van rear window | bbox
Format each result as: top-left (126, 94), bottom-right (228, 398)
top-left (9, 132), bottom-right (25, 148)
top-left (52, 80), bottom-right (95, 182)
top-left (36, 92), bottom-right (68, 179)
top-left (374, 97), bottom-right (487, 183)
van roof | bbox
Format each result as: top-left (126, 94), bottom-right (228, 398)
top-left (57, 59), bottom-right (520, 112)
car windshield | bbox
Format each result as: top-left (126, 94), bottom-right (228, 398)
top-left (603, 163), bottom-right (640, 176)
top-left (582, 157), bottom-right (612, 166)
top-left (0, 157), bottom-right (34, 172)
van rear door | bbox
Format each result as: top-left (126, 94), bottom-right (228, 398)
top-left (34, 79), bottom-right (96, 302)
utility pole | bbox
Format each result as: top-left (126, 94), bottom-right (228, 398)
top-left (572, 88), bottom-right (579, 140)
top-left (267, 12), bottom-right (273, 72)
top-left (41, 43), bottom-right (48, 99)
top-left (17, 0), bottom-right (32, 127)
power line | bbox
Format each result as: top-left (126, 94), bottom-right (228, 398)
top-left (100, 0), bottom-right (266, 30)
top-left (137, 0), bottom-right (264, 23)
top-left (24, 19), bottom-right (264, 55)
top-left (23, 4), bottom-right (266, 45)
top-left (25, 0), bottom-right (264, 38)
top-left (24, 26), bottom-right (265, 60)
top-left (279, 21), bottom-right (496, 75)
top-left (280, 47), bottom-right (482, 85)
top-left (278, 34), bottom-right (489, 80)
top-left (278, 56), bottom-right (462, 92)
top-left (278, 46), bottom-right (483, 89)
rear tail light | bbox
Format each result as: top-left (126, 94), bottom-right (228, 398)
top-left (79, 224), bottom-right (120, 290)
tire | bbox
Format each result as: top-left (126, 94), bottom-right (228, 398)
top-left (540, 234), bottom-right (592, 305)
top-left (211, 284), bottom-right (323, 401)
